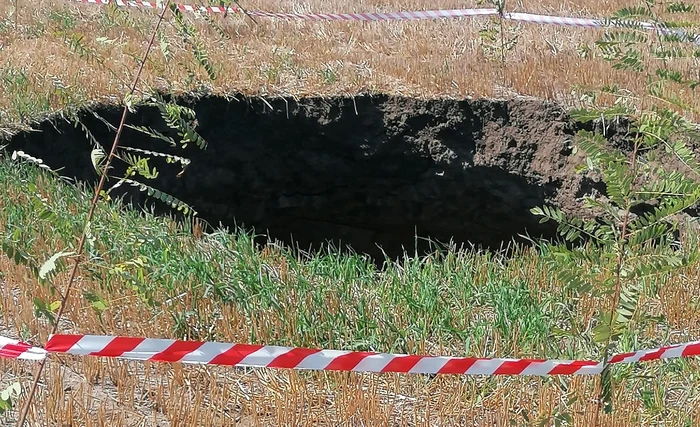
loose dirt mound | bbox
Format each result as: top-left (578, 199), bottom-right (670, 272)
top-left (4, 94), bottom-right (628, 259)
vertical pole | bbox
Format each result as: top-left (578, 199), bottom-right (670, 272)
top-left (497, 0), bottom-right (507, 89)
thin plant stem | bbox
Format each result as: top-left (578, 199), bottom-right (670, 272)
top-left (15, 2), bottom-right (172, 425)
top-left (498, 7), bottom-right (506, 88)
top-left (13, 0), bottom-right (18, 30)
top-left (592, 138), bottom-right (640, 426)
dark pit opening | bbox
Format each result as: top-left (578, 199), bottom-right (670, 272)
top-left (5, 94), bottom-right (619, 260)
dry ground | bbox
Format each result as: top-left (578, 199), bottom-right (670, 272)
top-left (2, 0), bottom-right (700, 426)
top-left (3, 248), bottom-right (700, 427)
top-left (0, 0), bottom-right (699, 128)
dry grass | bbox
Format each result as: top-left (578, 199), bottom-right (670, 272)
top-left (3, 254), bottom-right (700, 427)
top-left (0, 0), bottom-right (699, 128)
top-left (2, 0), bottom-right (700, 425)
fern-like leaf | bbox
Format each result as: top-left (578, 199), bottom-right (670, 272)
top-left (90, 147), bottom-right (108, 176)
top-left (597, 31), bottom-right (648, 47)
top-left (192, 40), bottom-right (217, 81)
top-left (120, 153), bottom-right (159, 180)
top-left (39, 250), bottom-right (75, 281)
top-left (120, 146), bottom-right (191, 169)
top-left (11, 151), bottom-right (57, 174)
top-left (197, 6), bottom-right (231, 41)
top-left (613, 6), bottom-right (652, 19)
top-left (576, 131), bottom-right (629, 167)
top-left (628, 194), bottom-right (700, 243)
top-left (569, 105), bottom-right (634, 123)
top-left (125, 124), bottom-right (177, 147)
top-left (111, 178), bottom-right (197, 216)
top-left (666, 2), bottom-right (695, 13)
top-left (615, 278), bottom-right (640, 326)
top-left (628, 253), bottom-right (684, 280)
top-left (158, 30), bottom-right (172, 62)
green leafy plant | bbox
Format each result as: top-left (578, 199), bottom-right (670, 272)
top-left (0, 382), bottom-right (21, 415)
top-left (9, 2), bottom-right (231, 424)
top-left (478, 4), bottom-right (519, 62)
top-left (531, 0), bottom-right (700, 420)
top-left (476, 0), bottom-right (520, 88)
top-left (6, 0), bottom-right (225, 321)
top-left (170, 3), bottom-right (220, 81)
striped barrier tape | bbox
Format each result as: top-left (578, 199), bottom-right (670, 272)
top-left (65, 0), bottom-right (700, 44)
top-left (196, 7), bottom-right (501, 22)
top-left (71, 0), bottom-right (159, 9)
top-left (504, 12), bottom-right (602, 28)
top-left (609, 339), bottom-right (700, 364)
top-left (504, 12), bottom-right (661, 30)
top-left (2, 334), bottom-right (700, 376)
top-left (0, 336), bottom-right (47, 361)
top-left (42, 334), bottom-right (603, 375)
top-left (70, 0), bottom-right (501, 21)
top-left (506, 12), bottom-right (699, 44)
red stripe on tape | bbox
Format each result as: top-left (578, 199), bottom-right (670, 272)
top-left (381, 355), bottom-right (423, 373)
top-left (323, 351), bottom-right (374, 371)
top-left (639, 347), bottom-right (675, 361)
top-left (437, 357), bottom-right (481, 374)
top-left (609, 352), bottom-right (634, 364)
top-left (682, 342), bottom-right (700, 357)
top-left (91, 337), bottom-right (145, 357)
top-left (493, 359), bottom-right (539, 375)
top-left (549, 361), bottom-right (599, 375)
top-left (32, 333), bottom-right (700, 376)
top-left (0, 342), bottom-right (31, 358)
top-left (267, 348), bottom-right (321, 368)
top-left (150, 340), bottom-right (204, 362)
top-left (45, 334), bottom-right (83, 352)
top-left (208, 344), bottom-right (263, 366)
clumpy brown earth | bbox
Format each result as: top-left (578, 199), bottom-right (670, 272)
top-left (5, 94), bottom-right (628, 258)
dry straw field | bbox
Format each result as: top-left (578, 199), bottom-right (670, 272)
top-left (0, 0), bottom-right (699, 126)
top-left (1, 0), bottom-right (700, 426)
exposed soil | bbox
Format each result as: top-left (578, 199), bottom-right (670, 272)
top-left (3, 94), bottom-right (631, 259)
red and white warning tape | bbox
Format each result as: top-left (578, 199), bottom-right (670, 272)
top-left (503, 12), bottom-right (658, 30)
top-left (64, 0), bottom-right (700, 44)
top-left (0, 336), bottom-right (47, 361)
top-left (70, 0), bottom-right (500, 21)
top-left (609, 339), bottom-right (700, 364)
top-left (42, 334), bottom-right (603, 375)
top-left (71, 0), bottom-right (159, 9)
top-left (506, 12), bottom-right (699, 43)
top-left (504, 12), bottom-right (601, 28)
top-left (2, 334), bottom-right (700, 376)
top-left (197, 7), bottom-right (500, 22)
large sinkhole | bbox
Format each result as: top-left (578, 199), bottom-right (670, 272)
top-left (5, 94), bottom-right (622, 259)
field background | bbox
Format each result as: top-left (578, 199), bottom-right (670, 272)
top-left (1, 0), bottom-right (700, 426)
top-left (1, 0), bottom-right (699, 129)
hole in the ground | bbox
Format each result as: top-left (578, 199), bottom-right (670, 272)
top-left (4, 94), bottom-right (627, 260)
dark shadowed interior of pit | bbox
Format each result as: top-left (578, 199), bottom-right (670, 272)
top-left (5, 94), bottom-right (624, 260)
